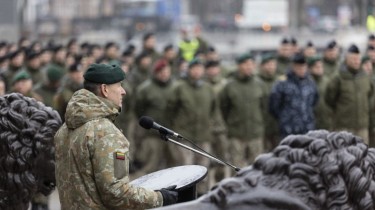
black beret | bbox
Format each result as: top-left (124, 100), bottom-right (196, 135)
top-left (290, 37), bottom-right (298, 45)
top-left (0, 41), bottom-right (7, 48)
top-left (369, 34), bottom-right (375, 40)
top-left (135, 52), bottom-right (150, 64)
top-left (0, 54), bottom-right (9, 63)
top-left (52, 45), bottom-right (64, 53)
top-left (122, 49), bottom-right (132, 57)
top-left (306, 41), bottom-right (314, 47)
top-left (105, 42), bottom-right (118, 50)
top-left (8, 49), bottom-right (24, 59)
top-left (163, 44), bottom-right (174, 52)
top-left (84, 63), bottom-right (125, 84)
top-left (205, 60), bottom-right (220, 68)
top-left (236, 53), bottom-right (254, 64)
top-left (207, 46), bottom-right (216, 52)
top-left (326, 40), bottom-right (337, 50)
top-left (80, 42), bottom-right (90, 49)
top-left (25, 49), bottom-right (42, 60)
top-left (68, 63), bottom-right (81, 73)
top-left (281, 38), bottom-right (290, 44)
top-left (368, 45), bottom-right (375, 51)
top-left (261, 53), bottom-right (276, 64)
top-left (143, 32), bottom-right (155, 41)
top-left (348, 44), bottom-right (360, 54)
top-left (292, 53), bottom-right (306, 64)
top-left (67, 38), bottom-right (77, 47)
top-left (307, 56), bottom-right (322, 67)
top-left (188, 58), bottom-right (204, 68)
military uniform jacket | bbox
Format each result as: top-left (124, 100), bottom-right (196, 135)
top-left (325, 66), bottom-right (374, 129)
top-left (219, 73), bottom-right (266, 140)
top-left (322, 58), bottom-right (339, 79)
top-left (168, 79), bottom-right (215, 142)
top-left (311, 74), bottom-right (333, 130)
top-left (54, 89), bottom-right (163, 210)
top-left (276, 56), bottom-right (291, 76)
top-left (135, 78), bottom-right (176, 136)
top-left (258, 71), bottom-right (279, 136)
top-left (269, 71), bottom-right (319, 137)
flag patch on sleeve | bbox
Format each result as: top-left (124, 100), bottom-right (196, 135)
top-left (115, 152), bottom-right (125, 160)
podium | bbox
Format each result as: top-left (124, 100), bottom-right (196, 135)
top-left (130, 165), bottom-right (207, 202)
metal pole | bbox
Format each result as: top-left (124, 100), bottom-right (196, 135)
top-left (165, 137), bottom-right (241, 172)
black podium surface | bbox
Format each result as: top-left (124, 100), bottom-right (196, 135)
top-left (130, 165), bottom-right (207, 202)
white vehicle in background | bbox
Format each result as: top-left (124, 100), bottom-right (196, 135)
top-left (235, 0), bottom-right (289, 31)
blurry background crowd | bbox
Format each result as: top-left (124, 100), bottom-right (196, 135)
top-left (1, 0), bottom-right (375, 209)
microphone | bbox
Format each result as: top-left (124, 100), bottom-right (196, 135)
top-left (139, 116), bottom-right (182, 138)
top-left (138, 116), bottom-right (241, 172)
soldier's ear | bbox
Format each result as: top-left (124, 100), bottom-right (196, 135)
top-left (100, 84), bottom-right (108, 98)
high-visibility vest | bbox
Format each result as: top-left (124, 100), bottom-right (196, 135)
top-left (179, 39), bottom-right (200, 62)
top-left (367, 15), bottom-right (375, 32)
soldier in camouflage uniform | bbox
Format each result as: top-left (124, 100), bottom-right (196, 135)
top-left (168, 59), bottom-right (215, 194)
top-left (219, 53), bottom-right (267, 169)
top-left (129, 52), bottom-right (152, 91)
top-left (308, 56), bottom-right (333, 130)
top-left (23, 50), bottom-right (44, 87)
top-left (366, 45), bottom-right (375, 70)
top-left (276, 38), bottom-right (292, 76)
top-left (2, 49), bottom-right (24, 91)
top-left (140, 33), bottom-right (160, 64)
top-left (134, 60), bottom-right (176, 177)
top-left (257, 53), bottom-right (279, 151)
top-left (54, 63), bottom-right (177, 209)
top-left (322, 40), bottom-right (340, 79)
top-left (34, 65), bottom-right (64, 107)
top-left (204, 60), bottom-right (230, 186)
top-left (53, 64), bottom-right (84, 121)
top-left (11, 71), bottom-right (42, 102)
top-left (325, 45), bottom-right (374, 144)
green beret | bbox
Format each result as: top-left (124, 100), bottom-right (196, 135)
top-left (362, 55), bottom-right (371, 64)
top-left (188, 58), bottom-right (203, 69)
top-left (261, 53), bottom-right (276, 64)
top-left (307, 56), bottom-right (322, 67)
top-left (12, 70), bottom-right (31, 84)
top-left (236, 53), bottom-right (254, 64)
top-left (47, 66), bottom-right (64, 82)
top-left (84, 63), bottom-right (125, 84)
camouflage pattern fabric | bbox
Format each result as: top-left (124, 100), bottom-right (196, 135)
top-left (269, 71), bottom-right (319, 137)
top-left (55, 89), bottom-right (163, 210)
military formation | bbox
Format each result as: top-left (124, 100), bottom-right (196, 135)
top-left (1, 32), bottom-right (375, 208)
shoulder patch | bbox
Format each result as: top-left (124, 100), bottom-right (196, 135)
top-left (115, 151), bottom-right (125, 160)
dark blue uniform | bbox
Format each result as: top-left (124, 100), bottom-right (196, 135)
top-left (269, 71), bottom-right (319, 137)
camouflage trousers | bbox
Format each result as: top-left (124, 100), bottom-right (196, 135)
top-left (131, 136), bottom-right (166, 178)
top-left (228, 137), bottom-right (264, 170)
top-left (208, 133), bottom-right (231, 188)
top-left (168, 141), bottom-right (212, 195)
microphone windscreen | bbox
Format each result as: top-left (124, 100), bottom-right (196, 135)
top-left (139, 116), bottom-right (154, 129)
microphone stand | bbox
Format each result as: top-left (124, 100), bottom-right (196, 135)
top-left (159, 132), bottom-right (241, 172)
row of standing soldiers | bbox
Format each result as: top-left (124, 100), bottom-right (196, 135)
top-left (1, 34), bottom-right (375, 196)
